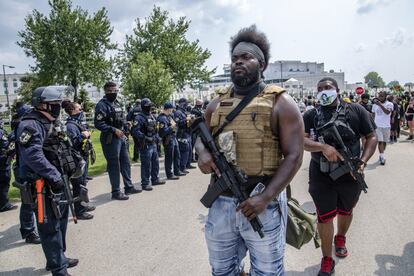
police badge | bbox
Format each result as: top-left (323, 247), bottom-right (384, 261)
top-left (19, 129), bottom-right (33, 145)
top-left (96, 113), bottom-right (104, 121)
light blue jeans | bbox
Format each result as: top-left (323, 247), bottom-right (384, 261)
top-left (205, 191), bottom-right (288, 276)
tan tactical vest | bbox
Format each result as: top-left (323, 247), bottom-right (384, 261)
top-left (210, 85), bottom-right (285, 176)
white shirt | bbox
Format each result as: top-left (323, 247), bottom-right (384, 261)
top-left (372, 100), bottom-right (394, 128)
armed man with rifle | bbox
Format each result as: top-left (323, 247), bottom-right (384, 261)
top-left (303, 78), bottom-right (377, 276)
top-left (194, 25), bottom-right (304, 276)
top-left (63, 100), bottom-right (95, 220)
top-left (15, 86), bottom-right (87, 276)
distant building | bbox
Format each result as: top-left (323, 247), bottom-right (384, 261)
top-left (0, 73), bottom-right (27, 112)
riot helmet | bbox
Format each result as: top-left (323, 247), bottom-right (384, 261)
top-left (32, 86), bottom-right (71, 118)
top-left (141, 98), bottom-right (152, 114)
top-left (178, 98), bottom-right (188, 109)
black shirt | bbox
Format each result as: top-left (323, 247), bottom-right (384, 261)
top-left (303, 102), bottom-right (376, 160)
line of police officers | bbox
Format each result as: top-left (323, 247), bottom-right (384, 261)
top-left (0, 82), bottom-right (205, 275)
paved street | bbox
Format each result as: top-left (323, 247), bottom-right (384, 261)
top-left (1, 139), bottom-right (414, 276)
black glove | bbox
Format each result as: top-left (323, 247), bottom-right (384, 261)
top-left (145, 136), bottom-right (154, 142)
top-left (51, 179), bottom-right (64, 193)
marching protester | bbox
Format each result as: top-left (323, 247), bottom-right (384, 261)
top-left (94, 81), bottom-right (141, 200)
top-left (131, 98), bottom-right (166, 191)
top-left (195, 25), bottom-right (304, 275)
top-left (63, 100), bottom-right (95, 220)
top-left (303, 78), bottom-right (377, 275)
top-left (405, 97), bottom-right (414, 140)
top-left (372, 91), bottom-right (394, 165)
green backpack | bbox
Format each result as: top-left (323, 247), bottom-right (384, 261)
top-left (285, 185), bottom-right (321, 249)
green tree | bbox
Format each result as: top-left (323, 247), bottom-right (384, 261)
top-left (122, 52), bottom-right (174, 106)
top-left (120, 6), bottom-right (215, 93)
top-left (77, 88), bottom-right (94, 113)
top-left (17, 0), bottom-right (116, 100)
top-left (16, 75), bottom-right (38, 105)
top-left (387, 80), bottom-right (400, 88)
top-left (364, 71), bottom-right (385, 88)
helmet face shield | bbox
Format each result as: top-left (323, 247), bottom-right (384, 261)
top-left (32, 86), bottom-right (73, 106)
top-left (41, 86), bottom-right (73, 103)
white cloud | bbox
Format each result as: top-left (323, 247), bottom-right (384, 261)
top-left (356, 0), bottom-right (395, 14)
top-left (354, 43), bottom-right (368, 53)
top-left (377, 28), bottom-right (413, 48)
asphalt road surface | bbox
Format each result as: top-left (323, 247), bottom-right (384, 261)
top-left (1, 139), bottom-right (413, 275)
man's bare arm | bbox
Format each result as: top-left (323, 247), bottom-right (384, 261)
top-left (261, 93), bottom-right (304, 201)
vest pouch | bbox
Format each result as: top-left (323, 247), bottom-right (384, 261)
top-left (13, 180), bottom-right (34, 205)
top-left (320, 156), bottom-right (330, 173)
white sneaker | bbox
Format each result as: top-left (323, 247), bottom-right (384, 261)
top-left (379, 156), bottom-right (386, 165)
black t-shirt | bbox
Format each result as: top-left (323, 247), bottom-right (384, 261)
top-left (303, 102), bottom-right (376, 160)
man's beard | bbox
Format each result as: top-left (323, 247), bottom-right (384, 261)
top-left (231, 66), bottom-right (260, 88)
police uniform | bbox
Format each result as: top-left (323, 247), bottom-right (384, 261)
top-left (174, 104), bottom-right (193, 172)
top-left (66, 115), bottom-right (93, 217)
top-left (10, 105), bottom-right (41, 243)
top-left (0, 121), bottom-right (16, 212)
top-left (17, 107), bottom-right (80, 276)
top-left (131, 109), bottom-right (162, 189)
top-left (127, 105), bottom-right (142, 161)
top-left (157, 111), bottom-right (181, 178)
top-left (190, 105), bottom-right (203, 162)
top-left (94, 96), bottom-right (134, 196)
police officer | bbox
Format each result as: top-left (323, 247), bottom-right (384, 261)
top-left (131, 98), bottom-right (166, 191)
top-left (10, 103), bottom-right (41, 244)
top-left (0, 117), bottom-right (17, 212)
top-left (127, 99), bottom-right (142, 162)
top-left (190, 99), bottom-right (204, 162)
top-left (157, 102), bottom-right (185, 180)
top-left (175, 98), bottom-right (196, 173)
top-left (94, 81), bottom-right (141, 200)
top-left (16, 86), bottom-right (80, 275)
top-left (63, 101), bottom-right (94, 220)
top-left (303, 78), bottom-right (377, 275)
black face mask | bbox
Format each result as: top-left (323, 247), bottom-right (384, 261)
top-left (142, 106), bottom-right (151, 114)
top-left (106, 93), bottom-right (117, 102)
top-left (49, 104), bottom-right (62, 118)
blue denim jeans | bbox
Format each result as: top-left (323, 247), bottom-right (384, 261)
top-left (205, 191), bottom-right (287, 276)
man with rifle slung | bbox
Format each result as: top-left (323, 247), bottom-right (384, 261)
top-left (195, 25), bottom-right (304, 276)
top-left (16, 86), bottom-right (84, 276)
top-left (303, 78), bottom-right (377, 276)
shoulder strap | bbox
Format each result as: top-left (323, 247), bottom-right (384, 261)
top-left (213, 82), bottom-right (266, 138)
top-left (66, 120), bottom-right (84, 131)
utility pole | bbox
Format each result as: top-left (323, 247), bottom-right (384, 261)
top-left (279, 61), bottom-right (283, 88)
top-left (2, 64), bottom-right (15, 125)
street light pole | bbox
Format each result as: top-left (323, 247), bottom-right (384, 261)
top-left (279, 61), bottom-right (283, 88)
top-left (2, 64), bottom-right (15, 125)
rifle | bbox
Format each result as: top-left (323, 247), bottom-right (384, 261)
top-left (316, 121), bottom-right (368, 193)
top-left (191, 117), bottom-right (264, 238)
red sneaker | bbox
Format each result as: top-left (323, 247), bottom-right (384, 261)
top-left (318, 257), bottom-right (335, 276)
top-left (334, 234), bottom-right (348, 258)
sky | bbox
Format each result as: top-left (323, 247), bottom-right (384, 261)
top-left (1, 0), bottom-right (413, 84)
